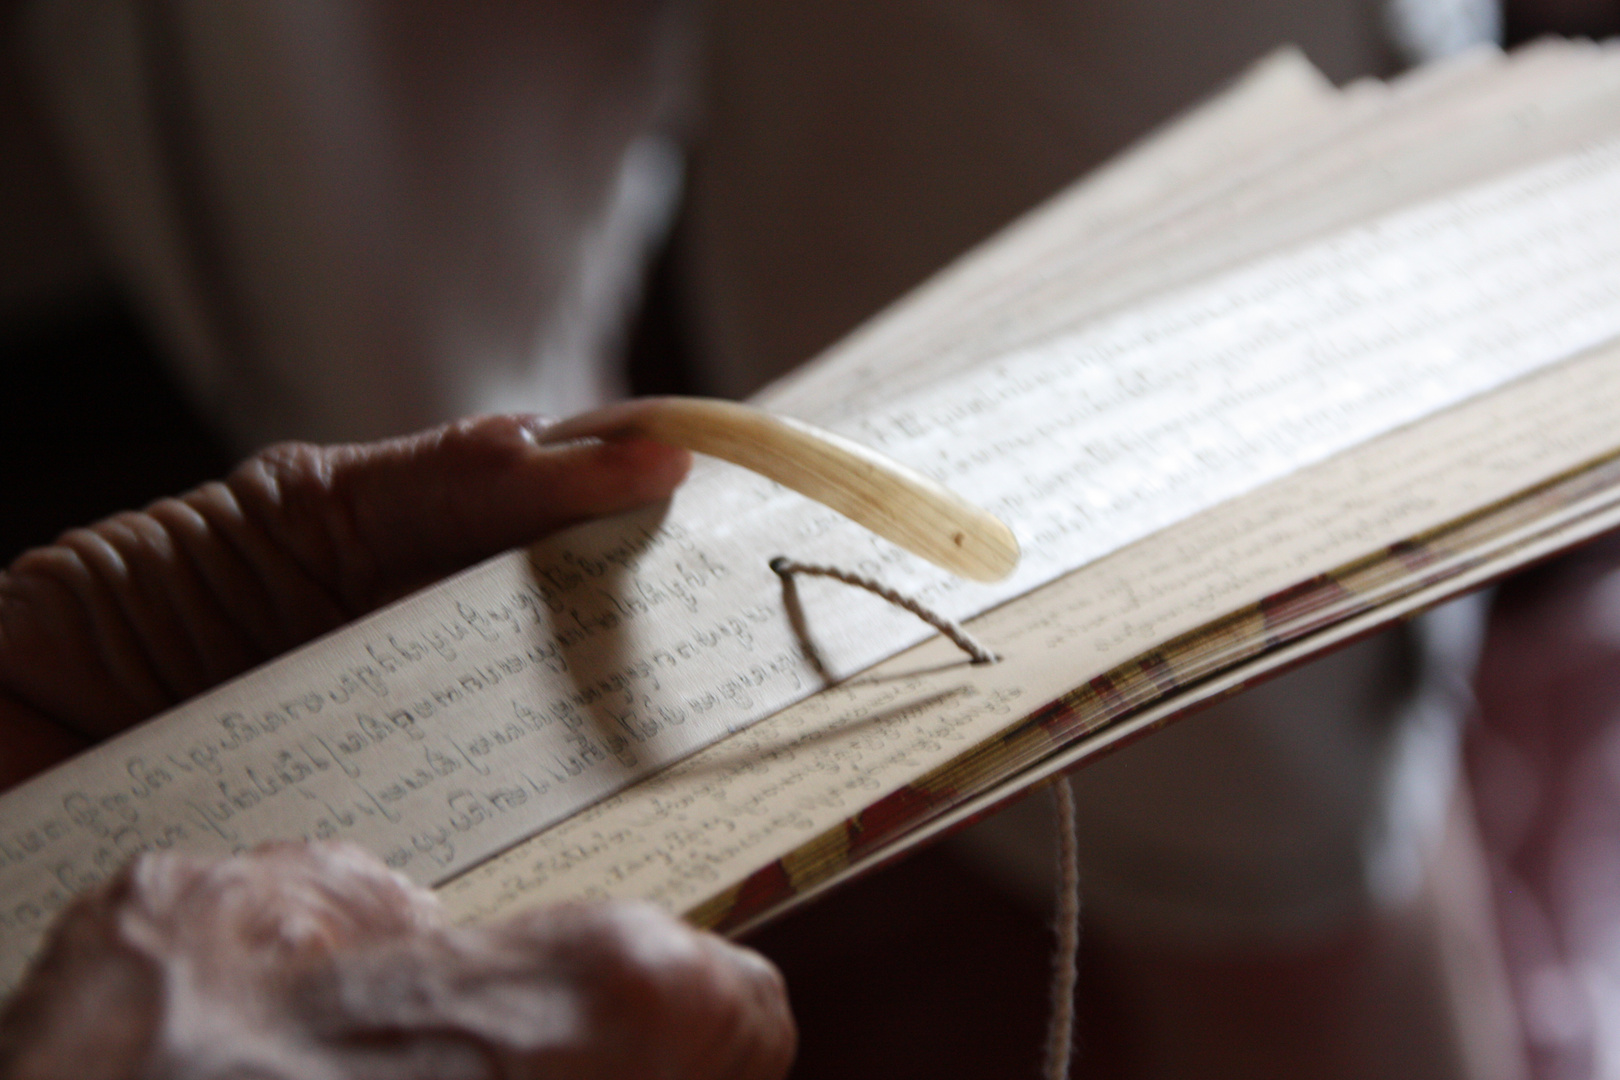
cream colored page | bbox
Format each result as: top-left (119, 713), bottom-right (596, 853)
top-left (757, 47), bottom-right (1341, 411)
top-left (794, 45), bottom-right (1618, 421)
top-left (438, 339), bottom-right (1620, 924)
top-left (758, 48), bottom-right (1410, 413)
top-left (772, 42), bottom-right (1620, 422)
top-left (813, 43), bottom-right (1610, 417)
top-left (6, 127), bottom-right (1620, 990)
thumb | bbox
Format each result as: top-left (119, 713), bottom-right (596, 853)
top-left (220, 411), bottom-right (693, 610)
top-left (0, 412), bottom-right (689, 740)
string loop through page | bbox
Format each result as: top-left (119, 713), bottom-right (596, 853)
top-left (768, 557), bottom-right (999, 666)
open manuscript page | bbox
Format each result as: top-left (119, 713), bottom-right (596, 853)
top-left (441, 337), bottom-right (1620, 929)
top-left (770, 40), bottom-right (1620, 421)
top-left (439, 37), bottom-right (1620, 923)
top-left (4, 46), bottom-right (1620, 987)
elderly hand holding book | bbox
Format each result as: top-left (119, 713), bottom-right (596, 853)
top-left (0, 417), bottom-right (795, 1080)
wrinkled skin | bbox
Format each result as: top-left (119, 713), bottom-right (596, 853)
top-left (0, 412), bottom-right (691, 782)
top-left (0, 413), bottom-right (795, 1080)
top-left (0, 843), bottom-right (795, 1080)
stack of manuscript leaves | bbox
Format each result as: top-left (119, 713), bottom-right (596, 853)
top-left (4, 41), bottom-right (1620, 987)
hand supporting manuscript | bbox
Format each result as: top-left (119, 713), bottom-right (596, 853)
top-left (0, 398), bottom-right (1009, 792)
top-left (0, 842), bottom-right (794, 1080)
top-left (0, 414), bottom-right (692, 787)
top-left (0, 417), bottom-right (796, 1080)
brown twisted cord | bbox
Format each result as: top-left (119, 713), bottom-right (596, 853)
top-left (767, 557), bottom-right (998, 664)
top-left (769, 556), bottom-right (1085, 1075)
top-left (1045, 779), bottom-right (1081, 1080)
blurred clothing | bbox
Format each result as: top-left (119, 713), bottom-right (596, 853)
top-left (28, 0), bottom-right (692, 448)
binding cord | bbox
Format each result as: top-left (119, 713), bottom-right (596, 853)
top-left (1045, 778), bottom-right (1081, 1080)
top-left (769, 556), bottom-right (1079, 1073)
top-left (767, 557), bottom-right (998, 664)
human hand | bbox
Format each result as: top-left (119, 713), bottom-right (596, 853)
top-left (0, 413), bottom-right (690, 786)
top-left (0, 842), bottom-right (795, 1080)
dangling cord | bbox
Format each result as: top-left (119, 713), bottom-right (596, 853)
top-left (1044, 778), bottom-right (1081, 1080)
top-left (768, 557), bottom-right (998, 664)
top-left (769, 555), bottom-right (1067, 1069)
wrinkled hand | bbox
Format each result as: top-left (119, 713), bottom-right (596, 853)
top-left (0, 842), bottom-right (795, 1080)
top-left (0, 413), bottom-right (691, 786)
top-left (0, 416), bottom-right (795, 1079)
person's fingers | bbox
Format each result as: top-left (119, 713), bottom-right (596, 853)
top-left (0, 411), bottom-right (689, 743)
top-left (484, 903), bottom-right (796, 1080)
top-left (0, 845), bottom-right (793, 1080)
top-left (314, 901), bottom-right (796, 1080)
top-left (0, 537), bottom-right (185, 736)
top-left (221, 412), bottom-right (691, 610)
top-left (678, 931), bottom-right (798, 1080)
top-left (0, 481), bottom-right (350, 738)
top-left (0, 842), bottom-right (447, 1080)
